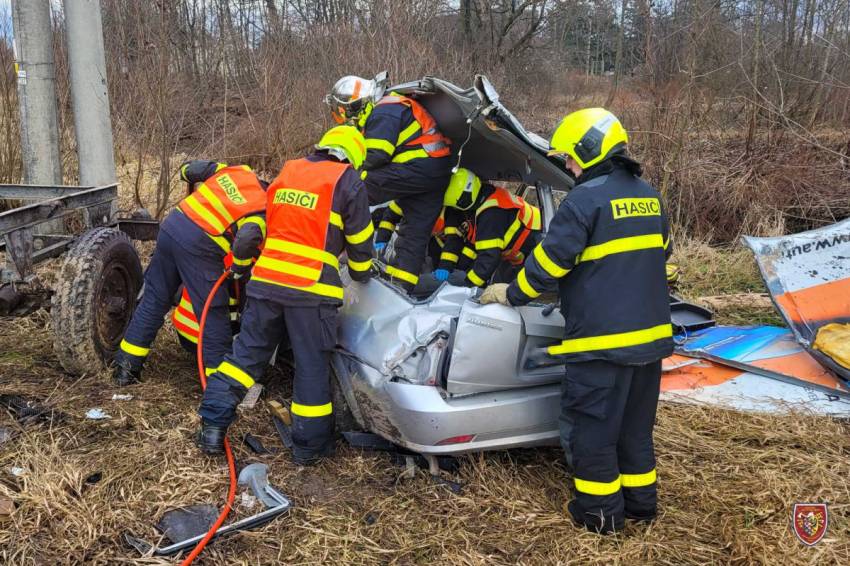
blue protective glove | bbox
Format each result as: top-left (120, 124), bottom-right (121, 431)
top-left (374, 241), bottom-right (387, 253)
top-left (433, 269), bottom-right (450, 281)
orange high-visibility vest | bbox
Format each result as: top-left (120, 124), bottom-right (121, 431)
top-left (178, 165), bottom-right (266, 236)
top-left (377, 95), bottom-right (451, 157)
top-left (250, 158), bottom-right (348, 299)
top-left (473, 187), bottom-right (541, 265)
top-left (171, 288), bottom-right (240, 344)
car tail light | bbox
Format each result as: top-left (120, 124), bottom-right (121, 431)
top-left (436, 434), bottom-right (475, 445)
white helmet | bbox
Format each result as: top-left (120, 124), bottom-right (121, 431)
top-left (325, 72), bottom-right (388, 123)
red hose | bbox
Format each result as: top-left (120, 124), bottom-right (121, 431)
top-left (181, 271), bottom-right (237, 566)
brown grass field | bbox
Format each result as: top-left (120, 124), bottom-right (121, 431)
top-left (1, 243), bottom-right (848, 565)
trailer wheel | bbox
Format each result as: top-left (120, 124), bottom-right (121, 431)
top-left (52, 227), bottom-right (143, 375)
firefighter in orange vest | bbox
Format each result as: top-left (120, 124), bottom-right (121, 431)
top-left (326, 74), bottom-right (453, 292)
top-left (113, 161), bottom-right (267, 386)
top-left (196, 126), bottom-right (374, 463)
top-left (435, 168), bottom-right (542, 287)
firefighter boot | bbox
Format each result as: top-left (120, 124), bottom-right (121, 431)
top-left (195, 421), bottom-right (227, 455)
top-left (112, 361), bottom-right (142, 386)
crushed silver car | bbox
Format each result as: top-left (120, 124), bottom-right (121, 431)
top-left (332, 75), bottom-right (575, 456)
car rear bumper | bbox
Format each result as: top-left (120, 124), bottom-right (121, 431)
top-left (333, 355), bottom-right (561, 455)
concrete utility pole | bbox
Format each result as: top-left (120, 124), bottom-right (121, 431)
top-left (65, 0), bottom-right (116, 186)
top-left (10, 0), bottom-right (63, 186)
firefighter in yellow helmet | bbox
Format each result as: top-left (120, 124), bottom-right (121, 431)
top-left (481, 108), bottom-right (673, 533)
top-left (197, 126), bottom-right (375, 464)
top-left (436, 168), bottom-right (542, 287)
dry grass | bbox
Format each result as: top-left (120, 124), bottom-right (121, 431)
top-left (2, 267), bottom-right (849, 564)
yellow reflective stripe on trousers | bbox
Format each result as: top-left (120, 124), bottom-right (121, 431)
top-left (440, 252), bottom-right (459, 263)
top-left (197, 184), bottom-right (236, 226)
top-left (346, 222), bottom-right (374, 245)
top-left (621, 468), bottom-right (657, 488)
top-left (396, 121), bottom-right (421, 146)
top-left (120, 339), bottom-right (150, 357)
top-left (365, 137), bottom-right (395, 156)
top-left (475, 238), bottom-right (504, 251)
top-left (379, 221), bottom-right (396, 231)
top-left (548, 323), bottom-right (673, 356)
top-left (467, 270), bottom-right (486, 287)
top-left (533, 244), bottom-right (570, 278)
top-left (516, 268), bottom-right (540, 298)
top-left (462, 247), bottom-right (477, 259)
top-left (575, 476), bottom-right (621, 496)
top-left (348, 257), bottom-right (373, 272)
top-left (329, 212), bottom-right (343, 229)
top-left (251, 275), bottom-right (344, 300)
top-left (391, 149), bottom-right (429, 163)
top-left (291, 401), bottom-right (333, 418)
top-left (389, 200), bottom-right (403, 215)
top-left (263, 238), bottom-right (339, 269)
top-left (216, 361), bottom-right (255, 388)
top-left (578, 234), bottom-right (665, 263)
top-left (386, 265), bottom-right (419, 285)
top-left (184, 194), bottom-right (228, 234)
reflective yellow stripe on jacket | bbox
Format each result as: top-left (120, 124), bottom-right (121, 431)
top-left (548, 324), bottom-right (673, 356)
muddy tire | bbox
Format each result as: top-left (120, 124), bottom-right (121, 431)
top-left (51, 227), bottom-right (143, 375)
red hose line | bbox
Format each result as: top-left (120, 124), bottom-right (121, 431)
top-left (181, 271), bottom-right (237, 566)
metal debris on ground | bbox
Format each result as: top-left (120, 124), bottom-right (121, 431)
top-left (156, 504), bottom-right (219, 544)
top-left (85, 408), bottom-right (111, 420)
top-left (9, 467), bottom-right (26, 477)
top-left (238, 384), bottom-right (263, 410)
top-left (111, 394), bottom-right (133, 401)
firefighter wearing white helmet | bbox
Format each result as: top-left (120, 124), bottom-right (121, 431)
top-left (480, 108), bottom-right (673, 534)
top-left (435, 168), bottom-right (542, 287)
top-left (326, 72), bottom-right (453, 293)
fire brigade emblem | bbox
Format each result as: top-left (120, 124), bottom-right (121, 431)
top-left (792, 503), bottom-right (828, 546)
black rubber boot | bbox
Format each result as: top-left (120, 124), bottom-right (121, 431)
top-left (195, 422), bottom-right (227, 455)
top-left (292, 442), bottom-right (336, 467)
top-left (113, 363), bottom-right (142, 386)
top-left (567, 499), bottom-right (622, 535)
top-left (625, 507), bottom-right (657, 523)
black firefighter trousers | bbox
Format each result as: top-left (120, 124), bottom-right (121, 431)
top-left (364, 164), bottom-right (449, 291)
top-left (560, 359), bottom-right (661, 533)
top-left (199, 298), bottom-right (338, 460)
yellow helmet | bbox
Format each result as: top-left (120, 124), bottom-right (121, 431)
top-left (444, 167), bottom-right (481, 210)
top-left (548, 108), bottom-right (628, 169)
top-left (316, 125), bottom-right (367, 169)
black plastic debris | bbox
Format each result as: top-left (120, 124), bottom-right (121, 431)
top-left (156, 505), bottom-right (219, 545)
top-left (272, 417), bottom-right (293, 450)
top-left (243, 433), bottom-right (269, 455)
top-left (85, 472), bottom-right (103, 485)
top-left (343, 431), bottom-right (396, 452)
top-left (0, 395), bottom-right (61, 425)
top-left (363, 512), bottom-right (377, 525)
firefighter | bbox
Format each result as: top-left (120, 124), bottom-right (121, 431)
top-left (435, 168), bottom-right (542, 287)
top-left (480, 108), bottom-right (673, 533)
top-left (373, 202), bottom-right (468, 273)
top-left (196, 126), bottom-right (374, 465)
top-left (113, 161), bottom-right (267, 386)
top-left (326, 74), bottom-right (453, 292)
